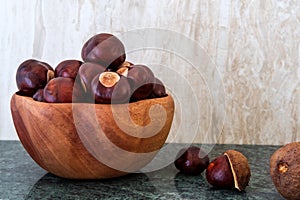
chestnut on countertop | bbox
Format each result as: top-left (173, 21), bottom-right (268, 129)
top-left (0, 141), bottom-right (284, 199)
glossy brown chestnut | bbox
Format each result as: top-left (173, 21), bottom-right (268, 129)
top-left (81, 33), bottom-right (126, 70)
top-left (78, 62), bottom-right (106, 93)
top-left (206, 150), bottom-right (251, 191)
top-left (43, 77), bottom-right (83, 103)
top-left (127, 65), bottom-right (155, 101)
top-left (55, 59), bottom-right (83, 79)
top-left (32, 89), bottom-right (45, 102)
top-left (174, 146), bottom-right (209, 175)
top-left (91, 72), bottom-right (131, 104)
top-left (149, 78), bottom-right (167, 98)
top-left (16, 59), bottom-right (54, 96)
top-left (206, 155), bottom-right (234, 188)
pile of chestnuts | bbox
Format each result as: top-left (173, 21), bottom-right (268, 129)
top-left (15, 33), bottom-right (167, 104)
top-left (174, 146), bottom-right (251, 191)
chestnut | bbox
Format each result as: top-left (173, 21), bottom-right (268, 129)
top-left (174, 146), bottom-right (209, 175)
top-left (16, 59), bottom-right (54, 96)
top-left (43, 77), bottom-right (83, 103)
top-left (148, 78), bottom-right (167, 98)
top-left (126, 65), bottom-right (155, 101)
top-left (91, 71), bottom-right (131, 104)
top-left (54, 59), bottom-right (83, 79)
top-left (32, 89), bottom-right (45, 102)
top-left (78, 62), bottom-right (106, 93)
top-left (206, 150), bottom-right (251, 191)
top-left (81, 33), bottom-right (126, 70)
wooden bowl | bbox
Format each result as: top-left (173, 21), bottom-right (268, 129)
top-left (10, 93), bottom-right (174, 179)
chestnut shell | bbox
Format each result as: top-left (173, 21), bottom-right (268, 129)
top-left (224, 150), bottom-right (251, 191)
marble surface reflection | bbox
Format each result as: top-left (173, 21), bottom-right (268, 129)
top-left (1, 141), bottom-right (284, 199)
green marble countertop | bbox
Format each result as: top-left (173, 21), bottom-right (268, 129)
top-left (0, 141), bottom-right (284, 199)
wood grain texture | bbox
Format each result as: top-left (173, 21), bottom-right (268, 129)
top-left (10, 94), bottom-right (174, 179)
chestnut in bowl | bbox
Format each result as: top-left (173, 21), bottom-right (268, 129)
top-left (43, 77), bottom-right (84, 103)
top-left (16, 59), bottom-right (54, 97)
top-left (149, 78), bottom-right (167, 98)
top-left (81, 33), bottom-right (126, 70)
top-left (78, 62), bottom-right (106, 93)
top-left (91, 72), bottom-right (131, 104)
top-left (10, 93), bottom-right (174, 179)
top-left (127, 65), bottom-right (155, 101)
top-left (54, 59), bottom-right (83, 79)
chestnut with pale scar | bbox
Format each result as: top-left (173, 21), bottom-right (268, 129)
top-left (91, 72), bottom-right (131, 104)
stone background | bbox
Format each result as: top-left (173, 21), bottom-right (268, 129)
top-left (1, 0), bottom-right (299, 145)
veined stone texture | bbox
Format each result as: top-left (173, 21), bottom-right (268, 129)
top-left (0, 0), bottom-right (299, 145)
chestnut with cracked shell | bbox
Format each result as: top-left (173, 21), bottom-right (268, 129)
top-left (206, 150), bottom-right (251, 191)
top-left (55, 59), bottom-right (83, 79)
top-left (126, 65), bottom-right (155, 101)
top-left (16, 59), bottom-right (54, 97)
top-left (43, 77), bottom-right (83, 103)
top-left (91, 71), bottom-right (131, 104)
top-left (174, 146), bottom-right (209, 175)
top-left (81, 33), bottom-right (126, 70)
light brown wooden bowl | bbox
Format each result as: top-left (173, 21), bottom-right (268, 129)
top-left (10, 93), bottom-right (174, 179)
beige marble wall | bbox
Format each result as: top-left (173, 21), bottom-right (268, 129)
top-left (1, 0), bottom-right (299, 144)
